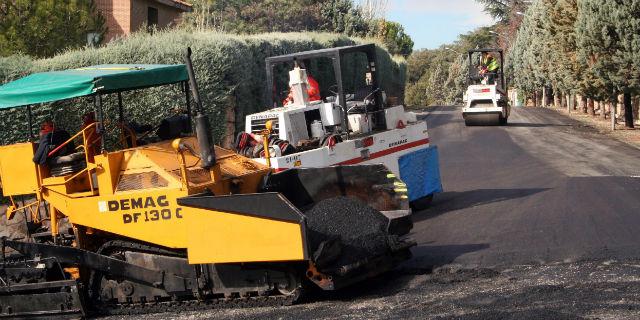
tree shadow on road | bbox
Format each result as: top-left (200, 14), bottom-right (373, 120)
top-left (413, 188), bottom-right (551, 223)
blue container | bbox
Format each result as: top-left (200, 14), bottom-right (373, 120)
top-left (398, 146), bottom-right (443, 201)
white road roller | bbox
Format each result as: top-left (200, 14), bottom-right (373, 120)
top-left (462, 48), bottom-right (510, 126)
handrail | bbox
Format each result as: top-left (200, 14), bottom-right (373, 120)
top-left (47, 122), bottom-right (99, 158)
top-left (7, 196), bottom-right (41, 222)
top-left (41, 122), bottom-right (100, 193)
top-left (117, 122), bottom-right (161, 149)
top-left (117, 122), bottom-right (138, 149)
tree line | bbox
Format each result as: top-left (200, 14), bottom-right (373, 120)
top-left (506, 0), bottom-right (639, 128)
top-left (403, 0), bottom-right (529, 107)
top-left (0, 0), bottom-right (104, 58)
top-left (183, 0), bottom-right (414, 56)
top-left (405, 28), bottom-right (497, 107)
top-left (0, 0), bottom-right (413, 59)
top-left (405, 0), bottom-right (640, 131)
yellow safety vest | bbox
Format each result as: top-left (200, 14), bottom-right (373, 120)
top-left (484, 57), bottom-right (499, 72)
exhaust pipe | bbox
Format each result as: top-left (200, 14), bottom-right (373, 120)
top-left (185, 47), bottom-right (215, 169)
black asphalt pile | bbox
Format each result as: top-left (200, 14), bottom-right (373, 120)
top-left (304, 197), bottom-right (390, 271)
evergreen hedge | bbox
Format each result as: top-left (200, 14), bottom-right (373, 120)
top-left (0, 30), bottom-right (406, 146)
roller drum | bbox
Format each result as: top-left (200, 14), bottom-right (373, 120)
top-left (464, 113), bottom-right (501, 126)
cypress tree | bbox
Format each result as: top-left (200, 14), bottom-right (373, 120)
top-left (576, 0), bottom-right (640, 127)
top-left (545, 0), bottom-right (580, 103)
top-left (611, 0), bottom-right (640, 127)
top-left (507, 0), bottom-right (549, 102)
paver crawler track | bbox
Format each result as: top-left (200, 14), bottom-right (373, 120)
top-left (87, 240), bottom-right (302, 317)
top-left (0, 239), bottom-right (302, 319)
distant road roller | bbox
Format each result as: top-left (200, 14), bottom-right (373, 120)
top-left (462, 48), bottom-right (510, 126)
top-left (0, 49), bottom-right (414, 318)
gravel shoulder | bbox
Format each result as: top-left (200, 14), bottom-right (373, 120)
top-left (103, 259), bottom-right (640, 320)
top-left (546, 106), bottom-right (640, 149)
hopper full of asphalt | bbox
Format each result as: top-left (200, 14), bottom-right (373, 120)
top-left (304, 197), bottom-right (392, 272)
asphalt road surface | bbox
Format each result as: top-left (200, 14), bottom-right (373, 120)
top-left (107, 106), bottom-right (640, 320)
top-left (409, 105), bottom-right (640, 269)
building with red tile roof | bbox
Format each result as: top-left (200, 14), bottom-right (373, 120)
top-left (95, 0), bottom-right (192, 42)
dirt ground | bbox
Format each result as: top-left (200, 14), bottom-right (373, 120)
top-left (547, 106), bottom-right (640, 149)
top-left (103, 259), bottom-right (640, 320)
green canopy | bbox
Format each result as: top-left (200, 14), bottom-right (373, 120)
top-left (0, 64), bottom-right (189, 109)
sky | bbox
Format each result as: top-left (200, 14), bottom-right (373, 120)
top-left (386, 0), bottom-right (495, 50)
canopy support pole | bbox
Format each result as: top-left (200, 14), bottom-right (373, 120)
top-left (332, 55), bottom-right (348, 140)
top-left (27, 105), bottom-right (34, 141)
top-left (184, 81), bottom-right (192, 133)
top-left (96, 95), bottom-right (105, 153)
top-left (117, 92), bottom-right (124, 122)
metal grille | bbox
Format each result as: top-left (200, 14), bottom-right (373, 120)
top-left (220, 158), bottom-right (261, 177)
top-left (117, 172), bottom-right (168, 192)
top-left (250, 118), bottom-right (279, 135)
top-left (169, 168), bottom-right (212, 186)
top-left (185, 168), bottom-right (212, 185)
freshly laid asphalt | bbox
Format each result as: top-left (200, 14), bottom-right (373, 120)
top-left (108, 106), bottom-right (640, 320)
top-left (409, 105), bottom-right (640, 269)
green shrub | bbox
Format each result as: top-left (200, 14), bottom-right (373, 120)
top-left (0, 30), bottom-right (406, 146)
top-left (0, 55), bottom-right (33, 84)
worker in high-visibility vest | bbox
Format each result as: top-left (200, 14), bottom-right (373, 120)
top-left (479, 52), bottom-right (500, 85)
